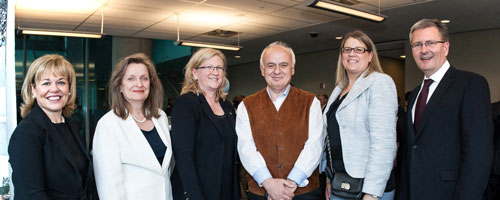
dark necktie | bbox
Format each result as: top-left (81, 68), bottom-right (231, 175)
top-left (414, 79), bottom-right (433, 132)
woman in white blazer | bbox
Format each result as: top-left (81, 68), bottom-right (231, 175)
top-left (323, 31), bottom-right (397, 200)
top-left (92, 53), bottom-right (174, 200)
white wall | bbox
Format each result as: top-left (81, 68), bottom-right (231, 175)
top-left (405, 28), bottom-right (500, 102)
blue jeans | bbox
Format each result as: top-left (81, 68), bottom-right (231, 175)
top-left (329, 190), bottom-right (394, 200)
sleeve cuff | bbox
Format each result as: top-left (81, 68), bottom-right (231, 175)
top-left (287, 167), bottom-right (309, 187)
top-left (253, 167), bottom-right (273, 187)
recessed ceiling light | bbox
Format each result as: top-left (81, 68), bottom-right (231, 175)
top-left (235, 56), bottom-right (241, 59)
top-left (441, 20), bottom-right (451, 24)
top-left (335, 36), bottom-right (343, 40)
top-left (400, 55), bottom-right (406, 59)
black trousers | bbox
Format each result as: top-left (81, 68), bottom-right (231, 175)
top-left (485, 173), bottom-right (500, 200)
top-left (248, 188), bottom-right (322, 200)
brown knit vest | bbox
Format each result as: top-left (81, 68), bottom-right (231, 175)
top-left (243, 86), bottom-right (320, 196)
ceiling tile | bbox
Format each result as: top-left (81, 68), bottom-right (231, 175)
top-left (100, 7), bottom-right (168, 21)
top-left (222, 23), bottom-right (280, 36)
top-left (203, 0), bottom-right (287, 14)
top-left (261, 0), bottom-right (302, 7)
top-left (16, 10), bottom-right (89, 24)
top-left (85, 15), bottom-right (159, 29)
top-left (293, 4), bottom-right (349, 18)
top-left (132, 31), bottom-right (178, 40)
top-left (108, 0), bottom-right (198, 13)
top-left (246, 15), bottom-right (310, 30)
top-left (270, 7), bottom-right (336, 24)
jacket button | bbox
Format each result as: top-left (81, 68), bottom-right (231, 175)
top-left (412, 145), bottom-right (418, 149)
top-left (184, 192), bottom-right (187, 194)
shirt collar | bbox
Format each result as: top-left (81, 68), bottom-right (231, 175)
top-left (266, 84), bottom-right (291, 100)
top-left (425, 60), bottom-right (450, 84)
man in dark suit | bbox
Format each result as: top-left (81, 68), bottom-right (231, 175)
top-left (397, 19), bottom-right (493, 200)
top-left (486, 101), bottom-right (500, 200)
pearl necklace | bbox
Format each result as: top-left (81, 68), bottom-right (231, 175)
top-left (131, 115), bottom-right (147, 123)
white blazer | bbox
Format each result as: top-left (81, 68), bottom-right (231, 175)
top-left (323, 72), bottom-right (397, 196)
top-left (93, 110), bottom-right (174, 200)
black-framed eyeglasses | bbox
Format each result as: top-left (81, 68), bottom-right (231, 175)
top-left (411, 40), bottom-right (445, 49)
top-left (341, 47), bottom-right (368, 54)
top-left (196, 66), bottom-right (225, 72)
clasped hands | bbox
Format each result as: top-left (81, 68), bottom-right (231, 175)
top-left (262, 178), bottom-right (297, 200)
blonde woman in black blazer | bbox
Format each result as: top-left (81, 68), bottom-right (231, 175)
top-left (171, 48), bottom-right (240, 200)
top-left (8, 54), bottom-right (97, 200)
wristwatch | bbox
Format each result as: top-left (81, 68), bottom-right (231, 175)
top-left (287, 178), bottom-right (299, 186)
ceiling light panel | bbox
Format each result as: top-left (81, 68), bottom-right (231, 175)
top-left (17, 22), bottom-right (77, 30)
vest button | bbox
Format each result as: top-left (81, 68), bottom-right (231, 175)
top-left (412, 145), bottom-right (418, 149)
top-left (278, 163), bottom-right (283, 168)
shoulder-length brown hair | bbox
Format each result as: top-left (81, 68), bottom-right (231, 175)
top-left (335, 30), bottom-right (384, 89)
top-left (180, 48), bottom-right (228, 100)
top-left (20, 54), bottom-right (77, 118)
top-left (108, 53), bottom-right (163, 120)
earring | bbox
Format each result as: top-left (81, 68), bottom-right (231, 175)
top-left (68, 92), bottom-right (71, 96)
top-left (194, 77), bottom-right (198, 80)
top-left (32, 95), bottom-right (36, 98)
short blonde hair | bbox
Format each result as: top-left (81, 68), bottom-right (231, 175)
top-left (108, 53), bottom-right (163, 120)
top-left (20, 54), bottom-right (77, 118)
top-left (180, 48), bottom-right (227, 100)
top-left (335, 30), bottom-right (384, 88)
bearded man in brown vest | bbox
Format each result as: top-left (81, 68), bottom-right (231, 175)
top-left (236, 41), bottom-right (325, 200)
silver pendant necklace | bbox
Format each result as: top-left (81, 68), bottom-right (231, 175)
top-left (131, 115), bottom-right (146, 123)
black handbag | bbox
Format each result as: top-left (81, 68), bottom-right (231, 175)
top-left (326, 135), bottom-right (364, 199)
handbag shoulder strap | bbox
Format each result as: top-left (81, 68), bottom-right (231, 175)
top-left (326, 134), bottom-right (336, 174)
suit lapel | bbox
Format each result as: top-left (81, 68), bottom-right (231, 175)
top-left (124, 116), bottom-right (163, 173)
top-left (198, 94), bottom-right (224, 140)
top-left (407, 87), bottom-right (419, 142)
top-left (338, 72), bottom-right (371, 111)
top-left (415, 67), bottom-right (456, 137)
top-left (152, 116), bottom-right (172, 175)
top-left (31, 104), bottom-right (80, 172)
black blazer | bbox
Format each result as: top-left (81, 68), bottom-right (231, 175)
top-left (8, 103), bottom-right (98, 200)
top-left (397, 66), bottom-right (493, 200)
top-left (492, 101), bottom-right (500, 175)
top-left (170, 92), bottom-right (240, 200)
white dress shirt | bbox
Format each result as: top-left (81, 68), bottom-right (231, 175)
top-left (236, 85), bottom-right (325, 187)
top-left (412, 60), bottom-right (450, 122)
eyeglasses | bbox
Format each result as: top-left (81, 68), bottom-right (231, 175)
top-left (411, 40), bottom-right (445, 49)
top-left (341, 47), bottom-right (368, 54)
top-left (196, 66), bottom-right (225, 72)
